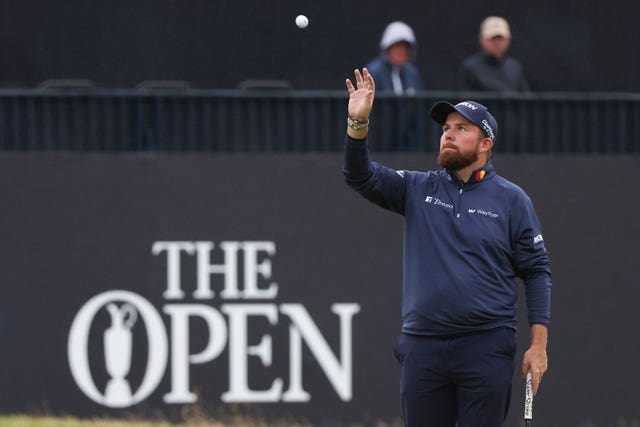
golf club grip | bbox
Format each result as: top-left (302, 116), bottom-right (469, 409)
top-left (524, 372), bottom-right (533, 425)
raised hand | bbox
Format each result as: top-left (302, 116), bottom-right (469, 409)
top-left (345, 68), bottom-right (375, 121)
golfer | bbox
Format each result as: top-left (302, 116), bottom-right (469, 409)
top-left (342, 68), bottom-right (551, 426)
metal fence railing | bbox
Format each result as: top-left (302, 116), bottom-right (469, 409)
top-left (0, 89), bottom-right (639, 153)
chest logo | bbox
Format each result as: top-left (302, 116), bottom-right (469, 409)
top-left (425, 195), bottom-right (453, 210)
top-left (468, 208), bottom-right (499, 219)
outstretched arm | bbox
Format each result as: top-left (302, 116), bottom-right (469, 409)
top-left (345, 68), bottom-right (375, 139)
top-left (343, 68), bottom-right (406, 214)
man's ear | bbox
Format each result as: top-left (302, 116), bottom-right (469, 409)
top-left (480, 137), bottom-right (494, 154)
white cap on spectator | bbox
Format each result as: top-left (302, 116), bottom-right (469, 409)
top-left (480, 16), bottom-right (511, 38)
top-left (379, 21), bottom-right (416, 50)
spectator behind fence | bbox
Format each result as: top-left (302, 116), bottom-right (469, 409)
top-left (366, 21), bottom-right (423, 95)
top-left (460, 16), bottom-right (529, 92)
top-left (364, 21), bottom-right (424, 150)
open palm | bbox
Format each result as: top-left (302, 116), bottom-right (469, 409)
top-left (346, 68), bottom-right (376, 121)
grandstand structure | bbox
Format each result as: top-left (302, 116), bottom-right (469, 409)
top-left (0, 88), bottom-right (638, 153)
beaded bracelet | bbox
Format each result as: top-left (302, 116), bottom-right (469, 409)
top-left (347, 116), bottom-right (369, 130)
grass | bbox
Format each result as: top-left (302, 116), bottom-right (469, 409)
top-left (0, 417), bottom-right (173, 427)
top-left (0, 416), bottom-right (305, 427)
top-left (0, 415), bottom-right (404, 427)
top-left (4, 416), bottom-right (640, 427)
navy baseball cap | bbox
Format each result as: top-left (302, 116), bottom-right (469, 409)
top-left (430, 100), bottom-right (498, 141)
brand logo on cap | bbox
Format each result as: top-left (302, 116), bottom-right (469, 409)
top-left (458, 102), bottom-right (478, 111)
top-left (481, 119), bottom-right (495, 139)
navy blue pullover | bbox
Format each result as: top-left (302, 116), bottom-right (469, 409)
top-left (343, 136), bottom-right (551, 336)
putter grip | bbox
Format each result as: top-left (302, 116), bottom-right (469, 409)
top-left (524, 372), bottom-right (533, 422)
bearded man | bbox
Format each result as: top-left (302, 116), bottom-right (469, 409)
top-left (341, 68), bottom-right (551, 427)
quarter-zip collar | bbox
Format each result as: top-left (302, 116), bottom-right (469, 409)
top-left (444, 160), bottom-right (496, 188)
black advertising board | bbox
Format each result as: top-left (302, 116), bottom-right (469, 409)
top-left (1, 153), bottom-right (639, 426)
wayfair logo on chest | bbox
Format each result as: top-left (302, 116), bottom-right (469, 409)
top-left (468, 208), bottom-right (500, 219)
top-left (424, 195), bottom-right (453, 210)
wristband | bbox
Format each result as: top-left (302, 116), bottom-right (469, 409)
top-left (347, 116), bottom-right (369, 130)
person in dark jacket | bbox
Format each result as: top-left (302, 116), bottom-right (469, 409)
top-left (365, 21), bottom-right (424, 150)
top-left (342, 68), bottom-right (550, 426)
top-left (366, 21), bottom-right (423, 95)
top-left (460, 16), bottom-right (529, 91)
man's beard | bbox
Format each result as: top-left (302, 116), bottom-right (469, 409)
top-left (438, 146), bottom-right (478, 171)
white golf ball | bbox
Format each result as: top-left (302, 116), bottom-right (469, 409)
top-left (295, 14), bottom-right (309, 29)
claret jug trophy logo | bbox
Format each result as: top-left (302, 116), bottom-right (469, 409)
top-left (68, 290), bottom-right (168, 408)
top-left (68, 240), bottom-right (361, 409)
top-left (104, 303), bottom-right (137, 405)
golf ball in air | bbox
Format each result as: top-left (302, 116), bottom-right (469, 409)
top-left (295, 15), bottom-right (309, 29)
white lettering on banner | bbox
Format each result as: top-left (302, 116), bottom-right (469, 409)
top-left (151, 241), bottom-right (195, 299)
top-left (153, 241), bottom-right (278, 300)
top-left (195, 241), bottom-right (236, 299)
top-left (163, 304), bottom-right (228, 403)
top-left (280, 304), bottom-right (360, 402)
top-left (221, 304), bottom-right (282, 402)
top-left (240, 241), bottom-right (278, 299)
top-left (68, 241), bottom-right (361, 409)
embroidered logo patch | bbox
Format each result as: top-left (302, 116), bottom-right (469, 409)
top-left (425, 195), bottom-right (454, 210)
top-left (468, 208), bottom-right (499, 219)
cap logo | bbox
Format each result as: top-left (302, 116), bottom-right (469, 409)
top-left (481, 119), bottom-right (495, 139)
top-left (458, 102), bottom-right (478, 110)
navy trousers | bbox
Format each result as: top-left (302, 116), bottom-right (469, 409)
top-left (393, 328), bottom-right (516, 427)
